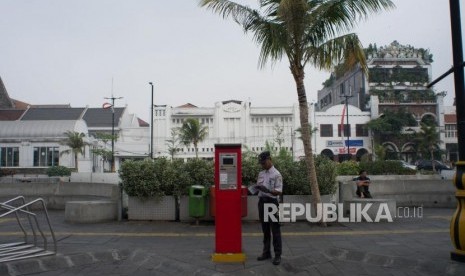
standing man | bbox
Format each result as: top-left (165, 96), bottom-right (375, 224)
top-left (256, 151), bottom-right (283, 265)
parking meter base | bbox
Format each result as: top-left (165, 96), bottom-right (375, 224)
top-left (212, 253), bottom-right (246, 263)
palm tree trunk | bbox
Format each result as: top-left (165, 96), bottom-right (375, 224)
top-left (291, 65), bottom-right (324, 224)
top-left (74, 153), bottom-right (79, 172)
top-left (431, 150), bottom-right (435, 172)
top-left (194, 142), bottom-right (199, 159)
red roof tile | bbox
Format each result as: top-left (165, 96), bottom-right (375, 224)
top-left (0, 109), bottom-right (26, 120)
top-left (138, 117), bottom-right (149, 127)
top-left (177, 103), bottom-right (197, 108)
top-left (11, 99), bottom-right (30, 109)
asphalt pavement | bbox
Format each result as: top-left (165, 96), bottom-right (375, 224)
top-left (1, 208), bottom-right (465, 275)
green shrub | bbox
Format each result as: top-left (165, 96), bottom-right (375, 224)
top-left (336, 161), bottom-right (360, 176)
top-left (119, 158), bottom-right (215, 198)
top-left (359, 160), bottom-right (416, 175)
top-left (46, 166), bottom-right (71, 177)
top-left (242, 151), bottom-right (338, 195)
top-left (314, 155), bottom-right (338, 195)
top-left (119, 159), bottom-right (163, 198)
top-left (275, 153), bottom-right (310, 195)
top-left (241, 151), bottom-right (260, 186)
top-left (183, 158), bottom-right (214, 194)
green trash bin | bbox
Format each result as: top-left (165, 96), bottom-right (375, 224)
top-left (189, 185), bottom-right (207, 218)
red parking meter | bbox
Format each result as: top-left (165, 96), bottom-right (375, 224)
top-left (212, 144), bottom-right (245, 263)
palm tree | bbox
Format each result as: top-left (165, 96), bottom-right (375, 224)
top-left (417, 123), bottom-right (442, 172)
top-left (200, 0), bottom-right (394, 209)
top-left (178, 118), bottom-right (209, 159)
top-left (60, 131), bottom-right (89, 172)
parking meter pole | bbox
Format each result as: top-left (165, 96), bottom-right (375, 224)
top-left (212, 144), bottom-right (245, 263)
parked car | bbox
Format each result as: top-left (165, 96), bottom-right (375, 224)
top-left (386, 160), bottom-right (417, 170)
top-left (399, 160), bottom-right (417, 170)
top-left (416, 160), bottom-right (452, 172)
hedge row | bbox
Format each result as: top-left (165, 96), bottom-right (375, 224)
top-left (119, 153), bottom-right (338, 198)
top-left (119, 158), bottom-right (214, 198)
top-left (336, 160), bottom-right (417, 176)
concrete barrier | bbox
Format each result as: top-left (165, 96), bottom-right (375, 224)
top-left (70, 172), bottom-right (120, 184)
top-left (338, 175), bottom-right (456, 208)
top-left (65, 200), bottom-right (117, 223)
top-left (0, 181), bottom-right (120, 210)
top-left (343, 198), bottom-right (396, 222)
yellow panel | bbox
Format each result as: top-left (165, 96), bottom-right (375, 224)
top-left (212, 253), bottom-right (246, 263)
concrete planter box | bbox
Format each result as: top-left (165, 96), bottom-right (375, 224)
top-left (281, 194), bottom-right (336, 221)
top-left (65, 200), bottom-right (117, 223)
top-left (338, 175), bottom-right (456, 208)
top-left (132, 194), bottom-right (336, 222)
top-left (128, 196), bottom-right (176, 221)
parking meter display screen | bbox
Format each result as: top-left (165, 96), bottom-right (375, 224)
top-left (219, 153), bottom-right (237, 190)
top-left (222, 157), bottom-right (234, 165)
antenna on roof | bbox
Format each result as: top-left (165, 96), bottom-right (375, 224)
top-left (111, 77), bottom-right (114, 97)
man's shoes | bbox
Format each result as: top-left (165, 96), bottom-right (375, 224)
top-left (257, 254), bottom-right (271, 261)
top-left (272, 256), bottom-right (281, 265)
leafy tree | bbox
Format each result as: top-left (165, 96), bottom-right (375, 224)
top-left (416, 123), bottom-right (442, 172)
top-left (295, 124), bottom-right (318, 141)
top-left (94, 132), bottom-right (118, 144)
top-left (374, 144), bottom-right (386, 161)
top-left (368, 110), bottom-right (417, 136)
top-left (200, 0), bottom-right (394, 212)
top-left (273, 124), bottom-right (285, 149)
top-left (264, 140), bottom-right (278, 156)
top-left (166, 128), bottom-right (181, 160)
top-left (60, 131), bottom-right (89, 172)
top-left (91, 132), bottom-right (118, 169)
top-left (178, 118), bottom-right (209, 159)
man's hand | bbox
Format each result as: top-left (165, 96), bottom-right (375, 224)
top-left (256, 185), bottom-right (270, 193)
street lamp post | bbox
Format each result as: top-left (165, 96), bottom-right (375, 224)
top-left (341, 87), bottom-right (353, 161)
top-left (427, 0), bottom-right (465, 263)
top-left (104, 96), bottom-right (123, 172)
top-left (149, 82), bottom-right (154, 159)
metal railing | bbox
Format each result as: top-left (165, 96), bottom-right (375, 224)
top-left (0, 196), bottom-right (57, 263)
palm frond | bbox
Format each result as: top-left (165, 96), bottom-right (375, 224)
top-left (60, 149), bottom-right (71, 157)
top-left (200, 0), bottom-right (259, 27)
top-left (304, 33), bottom-right (366, 74)
top-left (307, 0), bottom-right (395, 42)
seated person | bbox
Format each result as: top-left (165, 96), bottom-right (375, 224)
top-left (353, 170), bottom-right (372, 198)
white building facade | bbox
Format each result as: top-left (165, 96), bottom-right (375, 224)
top-left (314, 104), bottom-right (372, 161)
top-left (152, 100), bottom-right (372, 161)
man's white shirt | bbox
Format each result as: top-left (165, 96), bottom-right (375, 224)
top-left (257, 166), bottom-right (283, 199)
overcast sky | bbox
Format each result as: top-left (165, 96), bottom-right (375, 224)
top-left (0, 0), bottom-right (463, 122)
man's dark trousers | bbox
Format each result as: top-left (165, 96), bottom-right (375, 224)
top-left (258, 197), bottom-right (282, 257)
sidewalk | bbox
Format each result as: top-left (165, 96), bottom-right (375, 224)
top-left (1, 208), bottom-right (464, 275)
